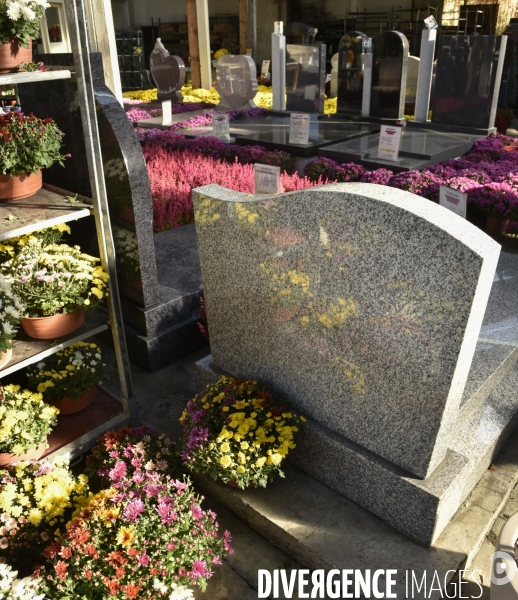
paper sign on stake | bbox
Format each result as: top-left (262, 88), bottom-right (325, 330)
top-left (254, 164), bottom-right (280, 194)
top-left (261, 60), bottom-right (271, 76)
top-left (162, 100), bottom-right (173, 126)
top-left (377, 125), bottom-right (402, 161)
top-left (212, 113), bottom-right (230, 141)
top-left (289, 113), bottom-right (311, 145)
top-left (439, 185), bottom-right (467, 219)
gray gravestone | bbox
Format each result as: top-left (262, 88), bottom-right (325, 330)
top-left (406, 55), bottom-right (420, 103)
top-left (337, 31), bottom-right (368, 116)
top-left (192, 182), bottom-right (506, 543)
top-left (414, 28), bottom-right (437, 123)
top-left (150, 38), bottom-right (186, 103)
top-left (216, 54), bottom-right (258, 110)
top-left (432, 35), bottom-right (507, 130)
top-left (371, 31), bottom-right (409, 119)
top-left (286, 44), bottom-right (326, 113)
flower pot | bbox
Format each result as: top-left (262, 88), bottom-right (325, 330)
top-left (20, 309), bottom-right (85, 340)
top-left (486, 217), bottom-right (510, 236)
top-left (0, 171), bottom-right (42, 202)
top-left (502, 145), bottom-right (518, 152)
top-left (0, 441), bottom-right (46, 468)
top-left (48, 386), bottom-right (96, 415)
top-left (0, 347), bottom-right (12, 371)
top-left (225, 479), bottom-right (256, 489)
top-left (0, 39), bottom-right (32, 74)
top-left (490, 510), bottom-right (518, 598)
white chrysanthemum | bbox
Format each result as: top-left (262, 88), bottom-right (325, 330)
top-left (19, 4), bottom-right (36, 20)
top-left (6, 1), bottom-right (22, 20)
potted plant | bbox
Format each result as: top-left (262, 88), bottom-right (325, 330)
top-left (0, 223), bottom-right (70, 265)
top-left (468, 182), bottom-right (518, 236)
top-left (0, 276), bottom-right (23, 369)
top-left (180, 376), bottom-right (305, 489)
top-left (40, 459), bottom-right (232, 598)
top-left (0, 111), bottom-right (69, 201)
top-left (0, 383), bottom-right (58, 466)
top-left (0, 457), bottom-right (89, 571)
top-left (26, 341), bottom-right (105, 414)
top-left (0, 0), bottom-right (49, 73)
top-left (1, 241), bottom-right (109, 338)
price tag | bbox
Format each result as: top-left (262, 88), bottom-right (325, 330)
top-left (254, 164), bottom-right (280, 194)
top-left (289, 113), bottom-right (311, 145)
top-left (212, 113), bottom-right (230, 141)
top-left (162, 100), bottom-right (172, 126)
top-left (261, 60), bottom-right (270, 76)
top-left (424, 15), bottom-right (438, 29)
top-left (377, 125), bottom-right (402, 161)
top-left (439, 185), bottom-right (467, 219)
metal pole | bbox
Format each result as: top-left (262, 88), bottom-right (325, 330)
top-left (65, 0), bottom-right (134, 417)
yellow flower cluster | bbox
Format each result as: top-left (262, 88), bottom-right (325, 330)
top-left (122, 88), bottom-right (158, 102)
top-left (181, 84), bottom-right (220, 105)
top-left (0, 458), bottom-right (90, 527)
top-left (0, 384), bottom-right (59, 455)
top-left (214, 48), bottom-right (230, 60)
top-left (0, 223), bottom-right (70, 264)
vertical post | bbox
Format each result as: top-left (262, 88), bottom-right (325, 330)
top-left (361, 53), bottom-right (372, 118)
top-left (186, 0), bottom-right (201, 88)
top-left (414, 28), bottom-right (437, 123)
top-left (196, 0), bottom-right (212, 89)
top-left (272, 21), bottom-right (286, 110)
top-left (239, 0), bottom-right (248, 54)
top-left (83, 0), bottom-right (123, 103)
top-left (248, 0), bottom-right (257, 58)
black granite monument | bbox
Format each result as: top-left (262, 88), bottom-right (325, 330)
top-left (285, 44), bottom-right (326, 113)
top-left (370, 31), bottom-right (409, 120)
top-left (337, 31), bottom-right (368, 116)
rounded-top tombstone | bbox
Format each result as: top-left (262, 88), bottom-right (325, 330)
top-left (150, 38), bottom-right (186, 103)
top-left (216, 54), bottom-right (258, 110)
top-left (370, 31), bottom-right (409, 119)
top-left (337, 31), bottom-right (368, 116)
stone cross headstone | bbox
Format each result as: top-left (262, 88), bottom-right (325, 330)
top-left (216, 54), bottom-right (258, 110)
top-left (150, 38), bottom-right (186, 104)
top-left (337, 31), bottom-right (368, 116)
top-left (193, 182), bottom-right (499, 481)
top-left (370, 31), bottom-right (409, 119)
top-left (285, 43), bottom-right (326, 113)
top-left (272, 21), bottom-right (286, 111)
top-left (432, 35), bottom-right (507, 130)
top-left (414, 28), bottom-right (437, 123)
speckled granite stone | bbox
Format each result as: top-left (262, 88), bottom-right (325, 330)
top-left (192, 183), bottom-right (500, 481)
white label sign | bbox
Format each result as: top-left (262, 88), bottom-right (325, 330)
top-left (439, 185), bottom-right (467, 219)
top-left (289, 113), bottom-right (311, 145)
top-left (377, 125), bottom-right (402, 161)
top-left (212, 113), bottom-right (230, 140)
top-left (254, 164), bottom-right (280, 195)
top-left (162, 100), bottom-right (173, 126)
top-left (261, 60), bottom-right (270, 76)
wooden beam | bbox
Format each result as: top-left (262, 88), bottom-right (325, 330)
top-left (186, 0), bottom-right (201, 88)
top-left (239, 0), bottom-right (248, 54)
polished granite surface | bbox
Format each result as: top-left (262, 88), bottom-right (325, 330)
top-left (337, 31), bottom-right (368, 116)
top-left (320, 127), bottom-right (478, 171)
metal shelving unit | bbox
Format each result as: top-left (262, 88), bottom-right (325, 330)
top-left (0, 0), bottom-right (135, 460)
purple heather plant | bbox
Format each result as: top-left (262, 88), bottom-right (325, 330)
top-left (360, 168), bottom-right (394, 185)
top-left (303, 158), bottom-right (365, 183)
top-left (468, 181), bottom-right (518, 219)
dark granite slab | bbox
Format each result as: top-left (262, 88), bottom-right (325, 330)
top-left (319, 128), bottom-right (478, 172)
top-left (235, 121), bottom-right (380, 157)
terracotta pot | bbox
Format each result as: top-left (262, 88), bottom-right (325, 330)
top-left (0, 39), bottom-right (32, 74)
top-left (48, 386), bottom-right (96, 415)
top-left (486, 217), bottom-right (510, 236)
top-left (0, 171), bottom-right (42, 202)
top-left (0, 347), bottom-right (12, 371)
top-left (502, 145), bottom-right (518, 152)
top-left (21, 309), bottom-right (84, 340)
top-left (0, 441), bottom-right (46, 468)
top-left (225, 479), bottom-right (255, 489)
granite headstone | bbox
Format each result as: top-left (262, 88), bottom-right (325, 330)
top-left (370, 31), bottom-right (409, 119)
top-left (337, 31), bottom-right (368, 116)
top-left (432, 35), bottom-right (507, 130)
top-left (414, 28), bottom-right (437, 123)
top-left (272, 21), bottom-right (287, 111)
top-left (285, 44), bottom-right (326, 113)
top-left (150, 38), bottom-right (186, 103)
top-left (216, 54), bottom-right (258, 110)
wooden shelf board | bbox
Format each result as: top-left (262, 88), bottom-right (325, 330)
top-left (0, 311), bottom-right (109, 377)
top-left (0, 70), bottom-right (71, 86)
top-left (0, 186), bottom-right (91, 242)
top-left (44, 386), bottom-right (129, 461)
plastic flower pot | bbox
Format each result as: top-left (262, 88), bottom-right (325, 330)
top-left (490, 511), bottom-right (518, 599)
top-left (0, 39), bottom-right (32, 74)
top-left (0, 170), bottom-right (42, 201)
top-left (0, 347), bottom-right (12, 371)
top-left (47, 385), bottom-right (96, 415)
top-left (0, 441), bottom-right (46, 467)
top-left (20, 309), bottom-right (85, 340)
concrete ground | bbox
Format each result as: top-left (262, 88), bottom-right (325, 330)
top-left (97, 338), bottom-right (518, 599)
